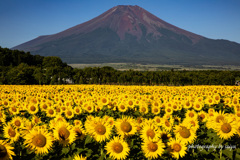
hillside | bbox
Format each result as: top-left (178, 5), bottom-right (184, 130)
top-left (13, 5), bottom-right (240, 65)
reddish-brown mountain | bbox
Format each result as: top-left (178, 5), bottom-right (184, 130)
top-left (13, 5), bottom-right (240, 65)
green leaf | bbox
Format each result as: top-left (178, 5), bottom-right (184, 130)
top-left (71, 143), bottom-right (76, 150)
top-left (86, 149), bottom-right (93, 157)
top-left (85, 135), bottom-right (94, 146)
top-left (222, 149), bottom-right (233, 159)
top-left (62, 147), bottom-right (70, 155)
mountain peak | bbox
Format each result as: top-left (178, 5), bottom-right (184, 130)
top-left (12, 5), bottom-right (240, 65)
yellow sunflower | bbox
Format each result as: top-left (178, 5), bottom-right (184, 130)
top-left (162, 118), bottom-right (174, 132)
top-left (0, 140), bottom-right (15, 160)
top-left (117, 102), bottom-right (128, 113)
top-left (73, 106), bottom-right (82, 115)
top-left (197, 111), bottom-right (208, 123)
top-left (207, 110), bottom-right (226, 130)
top-left (172, 103), bottom-right (179, 111)
top-left (27, 103), bottom-right (39, 115)
top-left (205, 97), bottom-right (214, 106)
top-left (193, 101), bottom-right (203, 111)
top-left (0, 111), bottom-right (6, 124)
top-left (83, 102), bottom-right (94, 113)
top-left (182, 118), bottom-right (199, 132)
top-left (140, 122), bottom-right (160, 141)
top-left (183, 100), bottom-right (192, 109)
top-left (167, 138), bottom-right (187, 159)
top-left (39, 102), bottom-right (48, 111)
top-left (64, 108), bottom-right (75, 119)
top-left (8, 105), bottom-right (19, 115)
top-left (10, 116), bottom-right (24, 129)
top-left (24, 126), bottom-right (53, 155)
top-left (46, 107), bottom-right (56, 118)
top-left (53, 121), bottom-right (76, 146)
top-left (151, 106), bottom-right (160, 115)
top-left (153, 116), bottom-right (162, 126)
top-left (215, 118), bottom-right (237, 140)
top-left (165, 106), bottom-right (173, 115)
top-left (115, 116), bottom-right (137, 137)
top-left (185, 110), bottom-right (198, 120)
top-left (31, 115), bottom-right (42, 125)
top-left (74, 125), bottom-right (86, 141)
top-left (174, 123), bottom-right (196, 144)
top-left (105, 136), bottom-right (130, 160)
top-left (3, 123), bottom-right (20, 143)
top-left (139, 103), bottom-right (149, 114)
top-left (73, 154), bottom-right (87, 160)
top-left (103, 115), bottom-right (115, 127)
top-left (100, 96), bottom-right (109, 106)
top-left (213, 94), bottom-right (221, 104)
top-left (85, 116), bottom-right (112, 142)
top-left (142, 138), bottom-right (165, 159)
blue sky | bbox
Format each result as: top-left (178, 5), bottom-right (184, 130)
top-left (1, 0), bottom-right (240, 48)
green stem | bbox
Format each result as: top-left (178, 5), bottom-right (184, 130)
top-left (220, 148), bottom-right (222, 160)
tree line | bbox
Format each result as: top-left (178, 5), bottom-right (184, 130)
top-left (0, 47), bottom-right (239, 85)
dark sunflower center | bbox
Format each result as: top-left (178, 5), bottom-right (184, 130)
top-left (67, 111), bottom-right (72, 116)
top-left (75, 128), bottom-right (82, 137)
top-left (8, 128), bottom-right (16, 137)
top-left (49, 109), bottom-right (54, 115)
top-left (237, 113), bottom-right (240, 117)
top-left (173, 143), bottom-right (181, 152)
top-left (148, 142), bottom-right (158, 152)
top-left (189, 112), bottom-right (194, 118)
top-left (30, 106), bottom-right (36, 111)
top-left (87, 106), bottom-right (91, 111)
top-left (221, 123), bottom-right (232, 133)
top-left (216, 115), bottom-right (224, 123)
top-left (0, 144), bottom-right (7, 158)
top-left (191, 121), bottom-right (196, 127)
top-left (109, 121), bottom-right (114, 125)
top-left (156, 118), bottom-right (161, 123)
top-left (137, 118), bottom-right (142, 123)
top-left (12, 107), bottom-right (17, 112)
top-left (15, 120), bottom-right (21, 127)
top-left (102, 98), bottom-right (107, 104)
top-left (32, 134), bottom-right (47, 147)
top-left (112, 142), bottom-right (123, 153)
top-left (141, 107), bottom-right (146, 112)
top-left (95, 124), bottom-right (106, 135)
top-left (165, 120), bottom-right (170, 127)
top-left (121, 121), bottom-right (132, 133)
top-left (59, 127), bottom-right (70, 140)
top-left (128, 101), bottom-right (133, 106)
top-left (120, 105), bottom-right (125, 110)
top-left (199, 114), bottom-right (205, 121)
top-left (56, 108), bottom-right (61, 112)
top-left (146, 129), bottom-right (155, 139)
top-left (43, 104), bottom-right (47, 109)
top-left (179, 126), bottom-right (191, 138)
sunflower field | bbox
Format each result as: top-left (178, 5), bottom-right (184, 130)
top-left (0, 85), bottom-right (240, 160)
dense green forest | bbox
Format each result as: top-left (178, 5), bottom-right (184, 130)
top-left (0, 46), bottom-right (239, 85)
